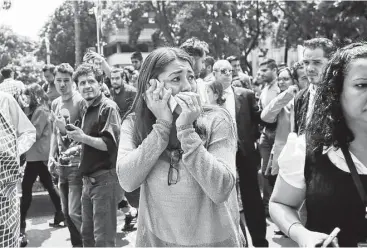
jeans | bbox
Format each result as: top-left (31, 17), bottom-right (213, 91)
top-left (81, 169), bottom-right (121, 247)
top-left (59, 166), bottom-right (83, 247)
top-left (20, 161), bottom-right (62, 229)
top-left (259, 130), bottom-right (275, 214)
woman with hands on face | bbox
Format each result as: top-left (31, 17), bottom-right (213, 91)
top-left (116, 47), bottom-right (242, 247)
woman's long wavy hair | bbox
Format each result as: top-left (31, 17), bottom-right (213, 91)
top-left (122, 47), bottom-right (195, 146)
top-left (306, 42), bottom-right (367, 155)
top-left (23, 83), bottom-right (49, 118)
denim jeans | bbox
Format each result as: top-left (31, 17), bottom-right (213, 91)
top-left (58, 166), bottom-right (83, 247)
top-left (81, 169), bottom-right (121, 247)
top-left (259, 129), bottom-right (276, 215)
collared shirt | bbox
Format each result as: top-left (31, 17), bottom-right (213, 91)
top-left (259, 80), bottom-right (280, 109)
top-left (80, 93), bottom-right (121, 176)
top-left (223, 86), bottom-right (236, 124)
top-left (278, 133), bottom-right (367, 189)
top-left (0, 78), bottom-right (25, 97)
top-left (0, 92), bottom-right (36, 157)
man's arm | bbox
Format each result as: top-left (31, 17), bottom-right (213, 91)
top-left (82, 135), bottom-right (107, 151)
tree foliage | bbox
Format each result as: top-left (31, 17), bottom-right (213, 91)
top-left (37, 1), bottom-right (97, 67)
top-left (273, 1), bottom-right (367, 49)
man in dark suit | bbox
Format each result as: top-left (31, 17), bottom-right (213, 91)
top-left (213, 60), bottom-right (268, 247)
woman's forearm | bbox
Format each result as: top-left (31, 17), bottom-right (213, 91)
top-left (117, 121), bottom-right (170, 192)
top-left (269, 201), bottom-right (308, 244)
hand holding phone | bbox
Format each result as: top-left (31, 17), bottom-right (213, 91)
top-left (145, 79), bottom-right (173, 123)
top-left (65, 124), bottom-right (76, 131)
top-left (150, 79), bottom-right (178, 113)
top-left (321, 228), bottom-right (340, 247)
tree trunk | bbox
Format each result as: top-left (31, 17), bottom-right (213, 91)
top-left (74, 0), bottom-right (82, 67)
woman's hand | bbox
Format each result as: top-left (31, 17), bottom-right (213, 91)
top-left (175, 92), bottom-right (202, 127)
top-left (297, 230), bottom-right (339, 248)
top-left (145, 79), bottom-right (173, 124)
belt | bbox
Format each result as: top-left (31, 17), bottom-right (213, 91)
top-left (83, 169), bottom-right (115, 183)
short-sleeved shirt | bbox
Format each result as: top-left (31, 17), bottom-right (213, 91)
top-left (51, 91), bottom-right (86, 166)
top-left (79, 93), bottom-right (121, 176)
top-left (278, 133), bottom-right (367, 189)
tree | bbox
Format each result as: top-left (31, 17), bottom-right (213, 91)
top-left (0, 25), bottom-right (38, 69)
top-left (37, 1), bottom-right (97, 67)
top-left (273, 0), bottom-right (367, 51)
top-left (74, 0), bottom-right (82, 66)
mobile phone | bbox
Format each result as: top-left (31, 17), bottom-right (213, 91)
top-left (151, 79), bottom-right (178, 113)
top-left (321, 227), bottom-right (340, 247)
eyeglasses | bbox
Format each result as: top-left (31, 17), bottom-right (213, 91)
top-left (216, 69), bottom-right (233, 75)
top-left (168, 149), bottom-right (183, 186)
top-left (278, 77), bottom-right (291, 82)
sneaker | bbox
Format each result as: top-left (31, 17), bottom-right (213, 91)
top-left (122, 210), bottom-right (138, 231)
top-left (49, 211), bottom-right (65, 227)
top-left (19, 232), bottom-right (28, 247)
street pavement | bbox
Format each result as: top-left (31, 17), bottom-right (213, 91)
top-left (25, 192), bottom-right (297, 247)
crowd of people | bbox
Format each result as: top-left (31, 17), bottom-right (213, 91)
top-left (0, 35), bottom-right (367, 248)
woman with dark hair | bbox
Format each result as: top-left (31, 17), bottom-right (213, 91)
top-left (116, 47), bottom-right (241, 246)
top-left (206, 80), bottom-right (226, 106)
top-left (261, 67), bottom-right (298, 187)
top-left (20, 83), bottom-right (63, 240)
top-left (270, 43), bottom-right (367, 247)
top-left (291, 62), bottom-right (309, 90)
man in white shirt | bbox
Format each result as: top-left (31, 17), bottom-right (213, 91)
top-left (257, 59), bottom-right (280, 217)
top-left (293, 38), bottom-right (337, 135)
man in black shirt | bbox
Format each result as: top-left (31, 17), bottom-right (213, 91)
top-left (110, 68), bottom-right (136, 119)
top-left (67, 63), bottom-right (122, 247)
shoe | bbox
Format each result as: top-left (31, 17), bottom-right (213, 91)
top-left (122, 211), bottom-right (138, 231)
top-left (19, 232), bottom-right (28, 247)
top-left (49, 211), bottom-right (65, 227)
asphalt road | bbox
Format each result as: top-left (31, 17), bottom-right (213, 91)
top-left (25, 190), bottom-right (297, 247)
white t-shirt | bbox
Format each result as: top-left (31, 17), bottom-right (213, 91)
top-left (278, 133), bottom-right (367, 189)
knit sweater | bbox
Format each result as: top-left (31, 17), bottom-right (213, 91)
top-left (116, 107), bottom-right (241, 246)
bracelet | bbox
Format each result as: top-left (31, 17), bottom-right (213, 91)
top-left (287, 221), bottom-right (302, 238)
top-left (177, 124), bottom-right (193, 132)
top-left (156, 119), bottom-right (172, 129)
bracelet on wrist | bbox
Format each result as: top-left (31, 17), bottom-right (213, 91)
top-left (156, 119), bottom-right (172, 129)
top-left (287, 221), bottom-right (302, 239)
top-left (177, 124), bottom-right (193, 132)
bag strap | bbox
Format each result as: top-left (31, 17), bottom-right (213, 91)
top-left (340, 144), bottom-right (367, 205)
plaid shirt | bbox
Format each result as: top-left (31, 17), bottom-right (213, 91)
top-left (0, 79), bottom-right (25, 97)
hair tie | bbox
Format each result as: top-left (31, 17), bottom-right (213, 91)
top-left (333, 70), bottom-right (338, 77)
